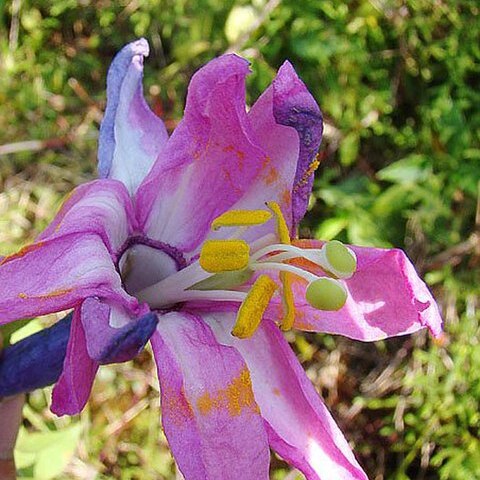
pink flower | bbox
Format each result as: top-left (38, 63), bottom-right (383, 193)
top-left (0, 39), bottom-right (442, 479)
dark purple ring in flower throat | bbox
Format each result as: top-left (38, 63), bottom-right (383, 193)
top-left (115, 235), bottom-right (187, 270)
top-left (115, 234), bottom-right (188, 300)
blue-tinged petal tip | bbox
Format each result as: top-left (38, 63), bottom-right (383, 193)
top-left (98, 38), bottom-right (151, 179)
top-left (0, 314), bottom-right (72, 397)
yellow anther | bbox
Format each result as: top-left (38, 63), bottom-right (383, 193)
top-left (211, 210), bottom-right (272, 230)
top-left (266, 201), bottom-right (291, 245)
top-left (266, 201), bottom-right (295, 330)
top-left (232, 275), bottom-right (277, 339)
top-left (199, 240), bottom-right (250, 273)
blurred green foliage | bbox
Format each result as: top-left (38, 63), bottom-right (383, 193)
top-left (0, 0), bottom-right (479, 479)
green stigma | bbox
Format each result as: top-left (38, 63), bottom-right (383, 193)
top-left (325, 240), bottom-right (357, 277)
top-left (305, 278), bottom-right (347, 311)
top-left (188, 269), bottom-right (253, 291)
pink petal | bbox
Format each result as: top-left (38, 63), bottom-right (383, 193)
top-left (0, 233), bottom-right (137, 325)
top-left (233, 61), bottom-right (323, 239)
top-left (281, 240), bottom-right (443, 340)
top-left (151, 311), bottom-right (270, 480)
top-left (51, 307), bottom-right (99, 416)
top-left (38, 179), bottom-right (136, 253)
top-left (136, 54), bottom-right (268, 255)
top-left (98, 38), bottom-right (169, 194)
top-left (205, 313), bottom-right (368, 480)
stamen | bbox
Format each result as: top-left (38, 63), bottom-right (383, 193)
top-left (279, 271), bottom-right (295, 331)
top-left (199, 240), bottom-right (250, 273)
top-left (211, 209), bottom-right (272, 230)
top-left (305, 278), bottom-right (347, 311)
top-left (136, 260), bottom-right (211, 302)
top-left (250, 262), bottom-right (317, 284)
top-left (252, 241), bottom-right (357, 279)
top-left (320, 240), bottom-right (357, 279)
top-left (133, 198), bottom-right (354, 331)
top-left (250, 243), bottom-right (303, 263)
top-left (231, 275), bottom-right (277, 339)
top-left (139, 286), bottom-right (247, 310)
top-left (266, 201), bottom-right (290, 244)
top-left (265, 201), bottom-right (296, 330)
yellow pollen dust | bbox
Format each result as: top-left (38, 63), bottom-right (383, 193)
top-left (232, 275), bottom-right (277, 339)
top-left (293, 154), bottom-right (321, 192)
top-left (266, 201), bottom-right (296, 331)
top-left (17, 288), bottom-right (73, 301)
top-left (196, 367), bottom-right (257, 417)
top-left (211, 209), bottom-right (272, 230)
top-left (199, 239), bottom-right (250, 273)
top-left (35, 288), bottom-right (73, 300)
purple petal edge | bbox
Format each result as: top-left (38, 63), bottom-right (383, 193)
top-left (81, 297), bottom-right (158, 364)
top-left (272, 61), bottom-right (323, 229)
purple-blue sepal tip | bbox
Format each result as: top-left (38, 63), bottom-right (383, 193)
top-left (0, 312), bottom-right (158, 397)
top-left (96, 312), bottom-right (158, 364)
top-left (0, 314), bottom-right (72, 397)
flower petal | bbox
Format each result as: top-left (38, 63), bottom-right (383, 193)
top-left (0, 232), bottom-right (137, 325)
top-left (150, 311), bottom-right (270, 480)
top-left (136, 54), bottom-right (268, 255)
top-left (80, 297), bottom-right (156, 364)
top-left (98, 38), bottom-right (168, 194)
top-left (284, 240), bottom-right (443, 340)
top-left (228, 61), bottom-right (323, 240)
top-left (38, 179), bottom-right (135, 253)
top-left (204, 313), bottom-right (368, 480)
top-left (51, 308), bottom-right (99, 416)
top-left (271, 62), bottom-right (323, 228)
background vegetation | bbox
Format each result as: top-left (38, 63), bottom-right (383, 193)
top-left (1, 0), bottom-right (479, 478)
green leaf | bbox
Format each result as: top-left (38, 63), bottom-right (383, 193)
top-left (315, 217), bottom-right (347, 240)
top-left (377, 155), bottom-right (429, 184)
top-left (0, 318), bottom-right (30, 346)
top-left (339, 131), bottom-right (360, 166)
top-left (15, 424), bottom-right (82, 480)
top-left (9, 319), bottom-right (43, 344)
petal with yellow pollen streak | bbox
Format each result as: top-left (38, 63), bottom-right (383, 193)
top-left (196, 367), bottom-right (258, 417)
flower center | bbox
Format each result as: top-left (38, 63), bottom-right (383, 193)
top-left (135, 203), bottom-right (357, 339)
top-left (117, 236), bottom-right (186, 296)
